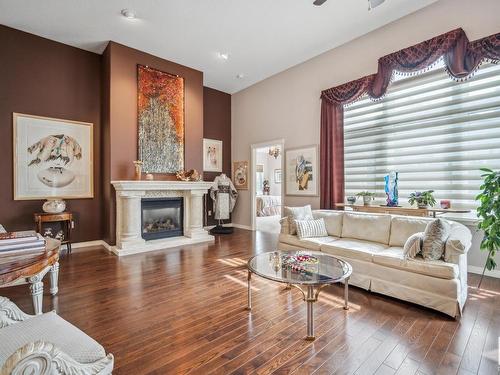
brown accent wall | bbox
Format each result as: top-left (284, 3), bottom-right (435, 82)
top-left (203, 87), bottom-right (231, 226)
top-left (0, 25), bottom-right (103, 242)
top-left (102, 42), bottom-right (204, 244)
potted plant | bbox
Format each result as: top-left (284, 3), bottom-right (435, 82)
top-left (356, 191), bottom-right (375, 206)
top-left (476, 168), bottom-right (500, 288)
top-left (408, 190), bottom-right (436, 208)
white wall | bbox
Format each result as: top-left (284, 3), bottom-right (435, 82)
top-left (231, 0), bottom-right (500, 229)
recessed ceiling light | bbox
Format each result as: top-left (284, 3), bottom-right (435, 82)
top-left (236, 73), bottom-right (245, 79)
top-left (217, 52), bottom-right (230, 61)
top-left (121, 9), bottom-right (136, 19)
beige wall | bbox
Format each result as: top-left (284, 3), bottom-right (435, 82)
top-left (231, 0), bottom-right (500, 230)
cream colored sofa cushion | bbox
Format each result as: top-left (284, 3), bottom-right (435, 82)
top-left (321, 239), bottom-right (388, 262)
top-left (283, 205), bottom-right (313, 235)
top-left (0, 311), bottom-right (106, 365)
top-left (278, 233), bottom-right (337, 251)
top-left (389, 216), bottom-right (431, 247)
top-left (372, 247), bottom-right (458, 280)
top-left (341, 213), bottom-right (391, 244)
top-left (312, 210), bottom-right (344, 237)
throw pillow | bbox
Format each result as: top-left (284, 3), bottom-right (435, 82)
top-left (403, 232), bottom-right (424, 259)
top-left (296, 218), bottom-right (328, 240)
top-left (422, 219), bottom-right (450, 261)
top-left (283, 205), bottom-right (314, 235)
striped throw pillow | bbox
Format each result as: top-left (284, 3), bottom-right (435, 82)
top-left (295, 218), bottom-right (328, 240)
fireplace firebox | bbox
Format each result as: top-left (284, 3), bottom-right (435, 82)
top-left (141, 198), bottom-right (183, 240)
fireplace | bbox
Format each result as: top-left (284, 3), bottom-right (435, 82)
top-left (141, 197), bottom-right (183, 240)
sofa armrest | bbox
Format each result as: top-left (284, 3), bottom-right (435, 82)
top-left (444, 222), bottom-right (472, 264)
top-left (2, 341), bottom-right (114, 375)
top-left (279, 217), bottom-right (290, 235)
top-left (0, 297), bottom-right (33, 328)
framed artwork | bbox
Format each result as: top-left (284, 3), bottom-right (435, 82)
top-left (138, 65), bottom-right (185, 174)
top-left (233, 161), bottom-right (249, 190)
top-left (13, 113), bottom-right (94, 200)
top-left (285, 145), bottom-right (319, 196)
top-left (203, 138), bottom-right (223, 172)
top-left (274, 169), bottom-right (282, 184)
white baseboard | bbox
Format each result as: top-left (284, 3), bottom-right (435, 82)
top-left (468, 265), bottom-right (500, 279)
top-left (63, 240), bottom-right (111, 252)
top-left (231, 223), bottom-right (253, 231)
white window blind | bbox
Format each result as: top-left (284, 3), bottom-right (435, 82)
top-left (344, 62), bottom-right (500, 210)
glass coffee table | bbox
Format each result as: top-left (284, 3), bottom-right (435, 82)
top-left (247, 250), bottom-right (352, 341)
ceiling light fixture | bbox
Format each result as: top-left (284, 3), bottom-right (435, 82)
top-left (217, 52), bottom-right (230, 61)
top-left (236, 73), bottom-right (245, 79)
top-left (121, 9), bottom-right (136, 20)
top-left (368, 0), bottom-right (385, 10)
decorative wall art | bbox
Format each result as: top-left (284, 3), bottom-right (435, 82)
top-left (233, 161), bottom-right (249, 190)
top-left (274, 169), bottom-right (282, 184)
top-left (138, 65), bottom-right (185, 174)
top-left (203, 138), bottom-right (223, 172)
top-left (13, 113), bottom-right (93, 200)
top-left (285, 145), bottom-right (319, 196)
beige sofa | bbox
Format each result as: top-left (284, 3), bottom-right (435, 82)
top-left (278, 210), bottom-right (471, 317)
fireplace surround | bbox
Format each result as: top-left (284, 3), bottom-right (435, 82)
top-left (141, 197), bottom-right (184, 240)
top-left (111, 180), bottom-right (214, 256)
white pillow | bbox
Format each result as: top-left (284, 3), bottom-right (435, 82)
top-left (296, 218), bottom-right (328, 240)
top-left (283, 205), bottom-right (314, 235)
top-left (403, 232), bottom-right (424, 259)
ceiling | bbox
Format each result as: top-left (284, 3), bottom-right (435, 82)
top-left (0, 0), bottom-right (437, 93)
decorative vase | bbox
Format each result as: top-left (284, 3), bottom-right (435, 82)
top-left (133, 160), bottom-right (143, 180)
top-left (347, 196), bottom-right (356, 205)
top-left (363, 196), bottom-right (371, 206)
top-left (42, 199), bottom-right (66, 213)
top-left (417, 202), bottom-right (428, 209)
top-left (145, 173), bottom-right (154, 181)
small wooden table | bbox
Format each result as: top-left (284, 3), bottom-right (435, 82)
top-left (0, 238), bottom-right (61, 315)
top-left (34, 212), bottom-right (73, 253)
top-left (336, 203), bottom-right (470, 217)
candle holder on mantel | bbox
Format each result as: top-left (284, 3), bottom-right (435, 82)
top-left (133, 160), bottom-right (143, 180)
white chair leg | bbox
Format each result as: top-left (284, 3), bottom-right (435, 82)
top-left (28, 278), bottom-right (43, 315)
top-left (49, 262), bottom-right (59, 295)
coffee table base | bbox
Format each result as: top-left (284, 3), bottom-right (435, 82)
top-left (247, 270), bottom-right (350, 341)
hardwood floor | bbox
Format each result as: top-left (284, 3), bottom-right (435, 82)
top-left (2, 229), bottom-right (499, 374)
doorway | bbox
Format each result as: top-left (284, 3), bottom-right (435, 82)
top-left (251, 139), bottom-right (284, 232)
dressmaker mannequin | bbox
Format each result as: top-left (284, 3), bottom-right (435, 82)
top-left (209, 173), bottom-right (238, 234)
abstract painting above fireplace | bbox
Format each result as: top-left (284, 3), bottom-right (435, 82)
top-left (141, 197), bottom-right (183, 241)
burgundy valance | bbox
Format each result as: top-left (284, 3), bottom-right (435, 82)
top-left (321, 28), bottom-right (500, 105)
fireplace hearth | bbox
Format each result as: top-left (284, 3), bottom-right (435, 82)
top-left (141, 197), bottom-right (183, 240)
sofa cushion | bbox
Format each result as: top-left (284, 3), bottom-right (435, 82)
top-left (389, 216), bottom-right (431, 247)
top-left (0, 311), bottom-right (106, 366)
top-left (403, 232), bottom-right (424, 259)
top-left (278, 233), bottom-right (337, 251)
top-left (296, 218), bottom-right (328, 239)
top-left (422, 219), bottom-right (450, 260)
top-left (372, 247), bottom-right (458, 280)
top-left (321, 238), bottom-right (388, 262)
top-left (312, 210), bottom-right (343, 237)
top-left (283, 205), bottom-right (313, 235)
top-left (341, 213), bottom-right (391, 244)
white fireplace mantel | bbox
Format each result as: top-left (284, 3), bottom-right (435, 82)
top-left (110, 180), bottom-right (214, 256)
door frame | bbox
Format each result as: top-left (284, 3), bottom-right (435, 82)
top-left (250, 138), bottom-right (285, 231)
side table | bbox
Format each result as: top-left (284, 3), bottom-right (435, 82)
top-left (34, 212), bottom-right (73, 253)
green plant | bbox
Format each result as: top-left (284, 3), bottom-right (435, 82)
top-left (476, 168), bottom-right (500, 287)
top-left (355, 191), bottom-right (375, 197)
top-left (408, 190), bottom-right (436, 207)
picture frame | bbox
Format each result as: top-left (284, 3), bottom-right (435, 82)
top-left (13, 113), bottom-right (94, 200)
top-left (285, 145), bottom-right (319, 196)
top-left (274, 169), bottom-right (282, 184)
top-left (138, 65), bottom-right (185, 174)
top-left (233, 161), bottom-right (249, 190)
top-left (203, 138), bottom-right (223, 172)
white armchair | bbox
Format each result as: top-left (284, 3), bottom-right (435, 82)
top-left (0, 297), bottom-right (113, 375)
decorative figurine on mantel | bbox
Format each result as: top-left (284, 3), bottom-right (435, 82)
top-left (176, 169), bottom-right (202, 182)
top-left (209, 173), bottom-right (238, 234)
top-left (133, 160), bottom-right (143, 180)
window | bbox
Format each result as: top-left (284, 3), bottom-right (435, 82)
top-left (344, 62), bottom-right (500, 210)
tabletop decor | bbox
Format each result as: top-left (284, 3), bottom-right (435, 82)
top-left (408, 190), bottom-right (436, 208)
top-left (356, 191), bottom-right (375, 205)
top-left (175, 169), bottom-right (201, 182)
top-left (285, 145), bottom-right (319, 196)
top-left (384, 171), bottom-right (399, 207)
top-left (138, 65), bottom-right (184, 174)
top-left (13, 113), bottom-right (93, 200)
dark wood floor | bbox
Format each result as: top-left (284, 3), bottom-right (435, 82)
top-left (2, 229), bottom-right (499, 374)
